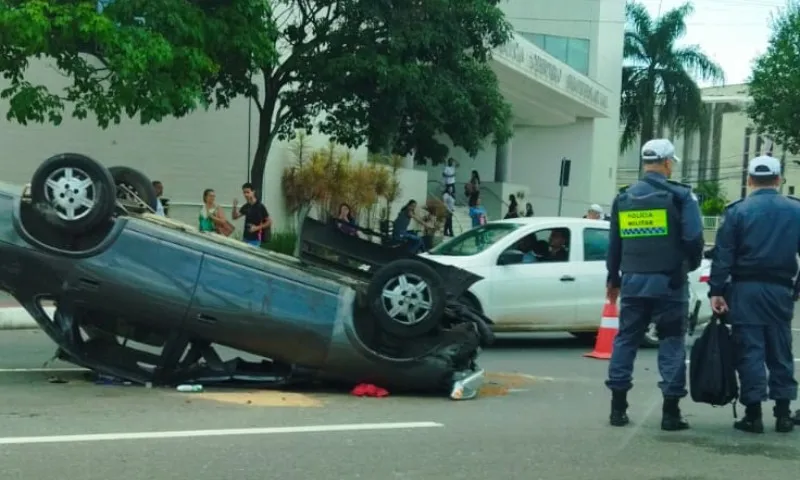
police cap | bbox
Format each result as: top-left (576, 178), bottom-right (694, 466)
top-left (641, 139), bottom-right (681, 164)
top-left (748, 155), bottom-right (781, 177)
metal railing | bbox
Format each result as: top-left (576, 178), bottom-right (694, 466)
top-left (702, 216), bottom-right (721, 230)
top-left (426, 179), bottom-right (512, 209)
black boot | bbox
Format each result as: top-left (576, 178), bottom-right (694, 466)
top-left (609, 390), bottom-right (629, 427)
top-left (661, 396), bottom-right (690, 431)
top-left (734, 403), bottom-right (764, 434)
top-left (774, 400), bottom-right (794, 433)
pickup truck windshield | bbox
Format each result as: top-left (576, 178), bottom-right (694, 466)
top-left (429, 223), bottom-right (519, 256)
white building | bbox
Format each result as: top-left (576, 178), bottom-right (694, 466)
top-left (0, 0), bottom-right (625, 232)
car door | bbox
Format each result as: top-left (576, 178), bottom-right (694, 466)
top-left (488, 226), bottom-right (579, 330)
top-left (185, 252), bottom-right (339, 368)
top-left (574, 225), bottom-right (611, 328)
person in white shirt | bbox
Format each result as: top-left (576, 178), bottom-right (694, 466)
top-left (442, 187), bottom-right (456, 237)
top-left (585, 203), bottom-right (609, 220)
top-left (442, 158), bottom-right (458, 190)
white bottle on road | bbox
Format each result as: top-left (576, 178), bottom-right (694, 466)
top-left (176, 384), bottom-right (203, 393)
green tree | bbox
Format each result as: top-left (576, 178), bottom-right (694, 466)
top-left (747, 3), bottom-right (800, 153)
top-left (314, 0), bottom-right (514, 164)
top-left (0, 0), bottom-right (276, 127)
top-left (1, 0), bottom-right (513, 193)
top-left (619, 1), bottom-right (724, 157)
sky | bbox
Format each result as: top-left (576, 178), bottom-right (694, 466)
top-left (637, 0), bottom-right (786, 85)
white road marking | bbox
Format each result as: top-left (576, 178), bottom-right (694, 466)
top-left (0, 367), bottom-right (87, 373)
top-left (0, 422), bottom-right (444, 446)
top-left (685, 359), bottom-right (800, 364)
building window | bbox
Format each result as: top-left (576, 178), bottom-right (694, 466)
top-left (516, 31), bottom-right (590, 75)
top-left (566, 38), bottom-right (590, 75)
top-left (790, 186), bottom-right (795, 195)
top-left (543, 36), bottom-right (568, 64)
top-left (518, 32), bottom-right (545, 49)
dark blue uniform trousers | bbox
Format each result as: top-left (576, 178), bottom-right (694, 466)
top-left (728, 282), bottom-right (797, 405)
top-left (606, 297), bottom-right (688, 397)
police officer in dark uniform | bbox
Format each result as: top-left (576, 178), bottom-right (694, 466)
top-left (605, 139), bottom-right (705, 430)
top-left (708, 155), bottom-right (798, 434)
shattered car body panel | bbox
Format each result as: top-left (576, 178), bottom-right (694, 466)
top-left (298, 216), bottom-right (482, 299)
top-left (0, 170), bottom-right (492, 398)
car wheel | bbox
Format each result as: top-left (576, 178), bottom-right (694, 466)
top-left (641, 323), bottom-right (659, 348)
top-left (570, 332), bottom-right (598, 345)
top-left (30, 153), bottom-right (116, 233)
top-left (108, 166), bottom-right (159, 211)
top-left (367, 259), bottom-right (446, 339)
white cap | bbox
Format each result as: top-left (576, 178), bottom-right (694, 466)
top-left (589, 204), bottom-right (603, 214)
top-left (641, 139), bottom-right (680, 163)
top-left (748, 155), bottom-right (781, 176)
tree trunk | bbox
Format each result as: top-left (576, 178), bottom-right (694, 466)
top-left (637, 103), bottom-right (657, 178)
top-left (249, 100), bottom-right (278, 195)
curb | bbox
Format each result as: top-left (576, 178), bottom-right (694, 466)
top-left (0, 306), bottom-right (55, 330)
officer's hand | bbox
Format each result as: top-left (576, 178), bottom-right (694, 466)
top-left (606, 285), bottom-right (620, 304)
top-left (710, 296), bottom-right (728, 314)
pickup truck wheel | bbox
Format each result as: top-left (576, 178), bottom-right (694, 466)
top-left (30, 153), bottom-right (116, 233)
top-left (109, 166), bottom-right (159, 212)
top-left (368, 259), bottom-right (446, 338)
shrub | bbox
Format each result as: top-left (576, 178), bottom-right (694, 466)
top-left (281, 134), bottom-right (405, 254)
top-left (261, 230), bottom-right (298, 256)
top-left (701, 197), bottom-right (726, 217)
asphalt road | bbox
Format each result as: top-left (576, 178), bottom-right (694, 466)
top-left (0, 329), bottom-right (799, 480)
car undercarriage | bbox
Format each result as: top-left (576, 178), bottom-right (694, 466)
top-left (31, 291), bottom-right (492, 398)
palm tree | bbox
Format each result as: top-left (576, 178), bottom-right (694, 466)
top-left (620, 1), bottom-right (725, 165)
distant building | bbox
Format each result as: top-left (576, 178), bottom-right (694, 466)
top-left (617, 84), bottom-right (800, 201)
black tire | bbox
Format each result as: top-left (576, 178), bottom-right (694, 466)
top-left (571, 330), bottom-right (658, 348)
top-left (570, 331), bottom-right (598, 345)
top-left (30, 153), bottom-right (116, 233)
top-left (367, 259), bottom-right (446, 338)
top-left (108, 166), bottom-right (159, 211)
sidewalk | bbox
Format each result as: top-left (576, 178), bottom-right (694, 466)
top-left (0, 302), bottom-right (53, 330)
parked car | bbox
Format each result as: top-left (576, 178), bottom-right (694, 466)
top-left (692, 246), bottom-right (714, 329)
top-left (421, 217), bottom-right (708, 347)
top-left (4, 153), bottom-right (493, 399)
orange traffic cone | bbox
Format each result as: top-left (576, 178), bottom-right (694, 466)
top-left (583, 301), bottom-right (619, 360)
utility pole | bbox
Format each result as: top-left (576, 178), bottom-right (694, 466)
top-left (557, 158), bottom-right (571, 216)
top-left (740, 127), bottom-right (752, 199)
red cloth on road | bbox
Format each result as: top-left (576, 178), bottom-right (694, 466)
top-left (351, 383), bottom-right (389, 397)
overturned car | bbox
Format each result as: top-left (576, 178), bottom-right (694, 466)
top-left (1, 153), bottom-right (493, 399)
